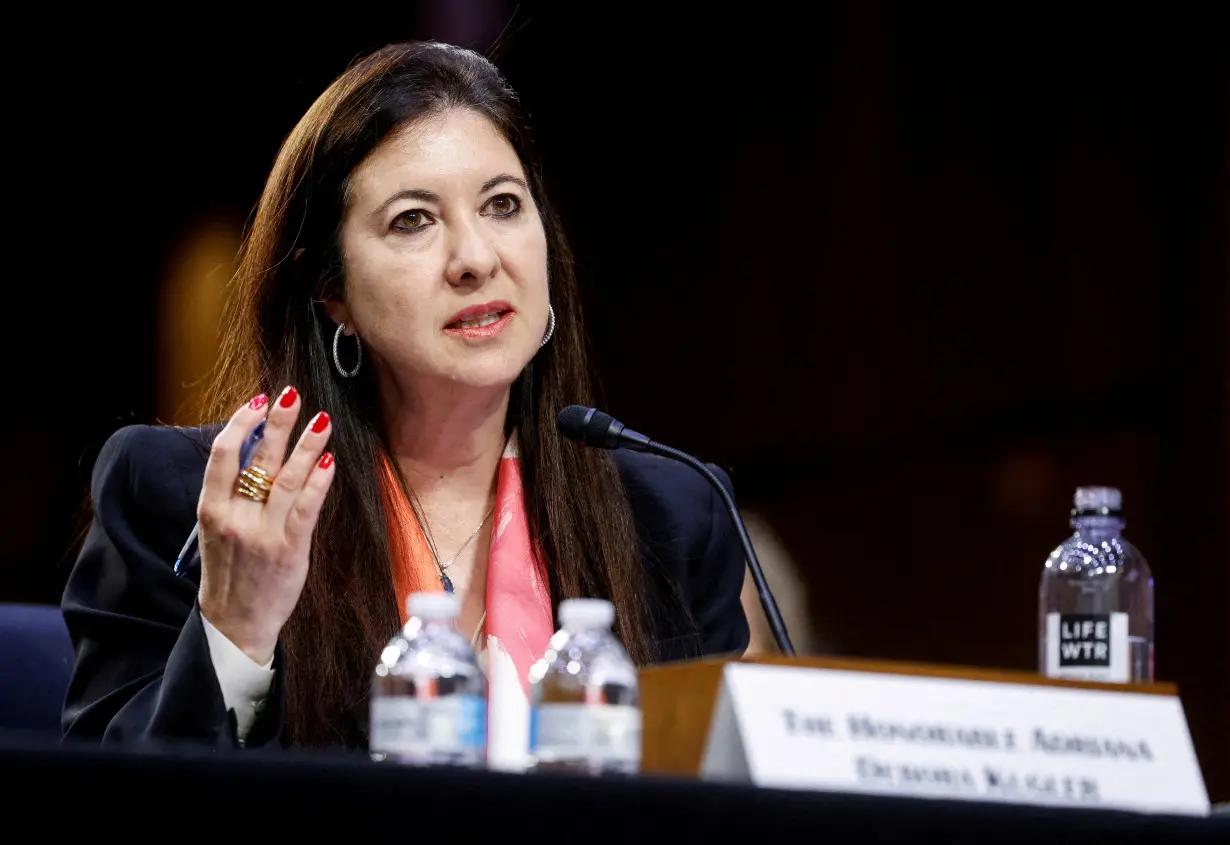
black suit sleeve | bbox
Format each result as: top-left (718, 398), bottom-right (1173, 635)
top-left (60, 425), bottom-right (284, 749)
top-left (690, 464), bottom-right (751, 657)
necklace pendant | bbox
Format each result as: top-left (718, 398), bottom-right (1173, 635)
top-left (441, 573), bottom-right (454, 594)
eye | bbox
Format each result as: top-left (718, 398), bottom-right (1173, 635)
top-left (392, 209), bottom-right (434, 232)
top-left (484, 194), bottom-right (522, 218)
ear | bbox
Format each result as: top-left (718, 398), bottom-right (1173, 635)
top-left (323, 298), bottom-right (354, 331)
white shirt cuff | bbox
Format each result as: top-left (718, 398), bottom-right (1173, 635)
top-left (200, 613), bottom-right (275, 743)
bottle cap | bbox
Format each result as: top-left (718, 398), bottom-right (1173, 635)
top-left (559, 598), bottom-right (615, 630)
top-left (407, 591), bottom-right (459, 621)
top-left (1073, 486), bottom-right (1122, 513)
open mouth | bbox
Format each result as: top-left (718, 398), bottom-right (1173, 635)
top-left (443, 302), bottom-right (516, 338)
top-left (447, 309), bottom-right (509, 330)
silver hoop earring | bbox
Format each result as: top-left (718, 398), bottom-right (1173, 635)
top-left (332, 323), bottom-right (362, 378)
top-left (540, 305), bottom-right (556, 348)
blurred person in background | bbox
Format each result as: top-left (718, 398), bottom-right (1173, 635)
top-left (739, 511), bottom-right (819, 656)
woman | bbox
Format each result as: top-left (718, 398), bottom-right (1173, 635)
top-left (61, 41), bottom-right (748, 762)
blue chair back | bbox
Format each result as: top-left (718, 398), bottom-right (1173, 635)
top-left (0, 603), bottom-right (74, 736)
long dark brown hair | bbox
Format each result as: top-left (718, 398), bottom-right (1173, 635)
top-left (203, 42), bottom-right (652, 747)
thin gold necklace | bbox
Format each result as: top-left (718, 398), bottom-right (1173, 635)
top-left (429, 505), bottom-right (494, 594)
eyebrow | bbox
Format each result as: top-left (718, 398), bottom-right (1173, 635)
top-left (374, 188), bottom-right (440, 218)
top-left (373, 174), bottom-right (530, 218)
top-left (479, 173), bottom-right (529, 194)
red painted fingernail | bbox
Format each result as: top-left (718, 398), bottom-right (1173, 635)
top-left (318, 452), bottom-right (334, 470)
top-left (311, 412), bottom-right (330, 434)
top-left (248, 394), bottom-right (268, 411)
top-left (278, 386), bottom-right (298, 408)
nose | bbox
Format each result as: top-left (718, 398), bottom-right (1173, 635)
top-left (444, 216), bottom-right (501, 288)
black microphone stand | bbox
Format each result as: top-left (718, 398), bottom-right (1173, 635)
top-left (644, 440), bottom-right (796, 657)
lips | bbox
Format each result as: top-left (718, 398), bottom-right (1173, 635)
top-left (451, 311), bottom-right (504, 329)
top-left (445, 301), bottom-right (513, 329)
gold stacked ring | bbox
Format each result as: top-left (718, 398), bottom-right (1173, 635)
top-left (235, 464), bottom-right (275, 503)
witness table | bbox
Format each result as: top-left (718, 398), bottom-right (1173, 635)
top-left (1, 737), bottom-right (1224, 842)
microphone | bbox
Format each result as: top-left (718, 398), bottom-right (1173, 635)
top-left (557, 405), bottom-right (796, 657)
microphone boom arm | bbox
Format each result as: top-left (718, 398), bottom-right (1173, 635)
top-left (644, 440), bottom-right (796, 657)
top-left (556, 404), bottom-right (797, 657)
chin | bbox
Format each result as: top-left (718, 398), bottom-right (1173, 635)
top-left (445, 349), bottom-right (535, 391)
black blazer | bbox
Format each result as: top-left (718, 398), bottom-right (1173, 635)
top-left (61, 424), bottom-right (750, 750)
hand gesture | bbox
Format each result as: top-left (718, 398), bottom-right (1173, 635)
top-left (196, 386), bottom-right (336, 664)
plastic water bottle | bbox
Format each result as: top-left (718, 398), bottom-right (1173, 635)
top-left (1039, 486), bottom-right (1154, 683)
top-left (528, 598), bottom-right (641, 775)
top-left (370, 591), bottom-right (487, 766)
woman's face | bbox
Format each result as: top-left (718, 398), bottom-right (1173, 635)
top-left (330, 107), bottom-right (550, 398)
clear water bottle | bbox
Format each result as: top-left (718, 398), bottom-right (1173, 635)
top-left (370, 591), bottom-right (487, 766)
top-left (1039, 486), bottom-right (1154, 683)
top-left (528, 598), bottom-right (641, 775)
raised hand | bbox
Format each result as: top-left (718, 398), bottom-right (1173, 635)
top-left (196, 386), bottom-right (336, 664)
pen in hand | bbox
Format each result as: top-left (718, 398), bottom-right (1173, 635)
top-left (173, 420), bottom-right (267, 577)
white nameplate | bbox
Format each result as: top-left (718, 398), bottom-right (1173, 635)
top-left (699, 663), bottom-right (1209, 816)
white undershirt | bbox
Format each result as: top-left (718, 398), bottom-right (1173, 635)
top-left (200, 614), bottom-right (274, 742)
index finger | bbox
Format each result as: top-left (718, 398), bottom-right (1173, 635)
top-left (201, 394), bottom-right (271, 506)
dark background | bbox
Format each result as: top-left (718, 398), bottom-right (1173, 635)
top-left (4, 2), bottom-right (1226, 799)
